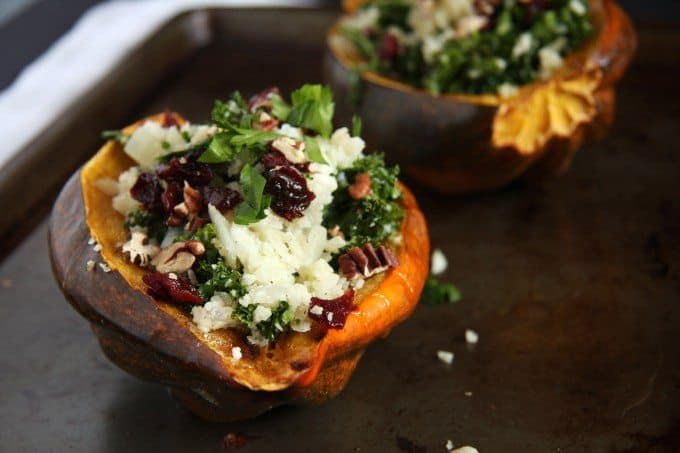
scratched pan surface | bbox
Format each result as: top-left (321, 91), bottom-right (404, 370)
top-left (1, 7), bottom-right (679, 452)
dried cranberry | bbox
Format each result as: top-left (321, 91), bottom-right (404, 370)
top-left (521, 0), bottom-right (550, 22)
top-left (161, 181), bottom-right (183, 213)
top-left (202, 186), bottom-right (243, 213)
top-left (309, 289), bottom-right (356, 329)
top-left (130, 172), bottom-right (163, 211)
top-left (162, 109), bottom-right (180, 128)
top-left (378, 33), bottom-right (399, 63)
top-left (247, 86), bottom-right (280, 112)
top-left (157, 157), bottom-right (213, 187)
top-left (265, 166), bottom-right (315, 220)
top-left (261, 150), bottom-right (309, 173)
top-left (142, 272), bottom-right (203, 305)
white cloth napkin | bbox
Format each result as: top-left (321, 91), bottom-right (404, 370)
top-left (0, 0), bottom-right (312, 172)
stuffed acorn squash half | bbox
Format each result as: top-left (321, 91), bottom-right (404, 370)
top-left (56, 84), bottom-right (429, 421)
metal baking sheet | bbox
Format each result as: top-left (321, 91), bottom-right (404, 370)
top-left (0, 7), bottom-right (678, 452)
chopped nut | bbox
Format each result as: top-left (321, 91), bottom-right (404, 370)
top-left (271, 136), bottom-right (306, 164)
top-left (122, 231), bottom-right (160, 267)
top-left (339, 243), bottom-right (398, 279)
top-left (253, 111), bottom-right (279, 131)
top-left (151, 240), bottom-right (205, 274)
top-left (328, 225), bottom-right (344, 239)
top-left (348, 172), bottom-right (372, 200)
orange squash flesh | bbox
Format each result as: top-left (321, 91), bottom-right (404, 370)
top-left (81, 113), bottom-right (430, 395)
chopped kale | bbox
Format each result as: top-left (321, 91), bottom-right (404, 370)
top-left (124, 210), bottom-right (167, 244)
top-left (256, 301), bottom-right (295, 341)
top-left (324, 153), bottom-right (404, 250)
top-left (343, 0), bottom-right (593, 95)
top-left (421, 276), bottom-right (461, 305)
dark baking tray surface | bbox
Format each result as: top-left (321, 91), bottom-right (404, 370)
top-left (1, 7), bottom-right (679, 452)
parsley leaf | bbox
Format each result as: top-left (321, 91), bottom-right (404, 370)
top-left (352, 115), bottom-right (362, 137)
top-left (421, 276), bottom-right (461, 305)
top-left (234, 164), bottom-right (270, 225)
top-left (303, 136), bottom-right (327, 164)
top-left (284, 84), bottom-right (335, 138)
top-left (271, 93), bottom-right (291, 120)
top-left (230, 128), bottom-right (279, 148)
top-left (101, 130), bottom-right (129, 144)
top-left (198, 132), bottom-right (236, 163)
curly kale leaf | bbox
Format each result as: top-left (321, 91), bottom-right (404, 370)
top-left (421, 276), bottom-right (461, 305)
top-left (124, 210), bottom-right (167, 244)
top-left (324, 153), bottom-right (404, 250)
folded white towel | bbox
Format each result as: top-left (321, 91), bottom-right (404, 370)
top-left (0, 0), bottom-right (311, 172)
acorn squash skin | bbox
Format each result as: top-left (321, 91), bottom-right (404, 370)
top-left (49, 113), bottom-right (430, 422)
top-left (325, 0), bottom-right (636, 194)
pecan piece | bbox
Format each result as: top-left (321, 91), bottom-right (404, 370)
top-left (348, 173), bottom-right (372, 200)
top-left (253, 111), bottom-right (279, 131)
top-left (338, 243), bottom-right (399, 279)
top-left (271, 136), bottom-right (306, 164)
top-left (121, 231), bottom-right (160, 267)
top-left (151, 240), bottom-right (205, 274)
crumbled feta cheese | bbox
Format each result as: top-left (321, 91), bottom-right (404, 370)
top-left (465, 329), bottom-right (479, 344)
top-left (124, 121), bottom-right (215, 169)
top-left (112, 166), bottom-right (142, 216)
top-left (93, 243), bottom-right (102, 252)
top-left (86, 260), bottom-right (95, 272)
top-left (309, 305), bottom-right (323, 316)
top-left (327, 312), bottom-right (334, 322)
top-left (88, 237), bottom-right (96, 246)
top-left (464, 391), bottom-right (472, 397)
top-left (99, 263), bottom-right (111, 273)
top-left (512, 32), bottom-right (533, 58)
top-left (167, 272), bottom-right (178, 280)
top-left (191, 293), bottom-right (237, 333)
top-left (231, 347), bottom-right (242, 361)
top-left (569, 0), bottom-right (586, 16)
top-left (431, 249), bottom-right (448, 275)
top-left (451, 447), bottom-right (478, 453)
top-left (538, 38), bottom-right (567, 79)
top-left (437, 350), bottom-right (455, 365)
top-left (446, 440), bottom-right (455, 451)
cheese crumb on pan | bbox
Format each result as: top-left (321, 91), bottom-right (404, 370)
top-left (437, 350), bottom-right (454, 365)
top-left (465, 329), bottom-right (479, 344)
top-left (430, 248), bottom-right (448, 275)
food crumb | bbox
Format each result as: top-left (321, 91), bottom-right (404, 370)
top-left (465, 329), bottom-right (479, 345)
top-left (437, 350), bottom-right (454, 365)
top-left (86, 260), bottom-right (96, 272)
top-left (452, 447), bottom-right (478, 453)
top-left (446, 440), bottom-right (454, 451)
top-left (93, 243), bottom-right (102, 252)
top-left (87, 237), bottom-right (96, 246)
top-left (231, 347), bottom-right (242, 361)
top-left (222, 432), bottom-right (249, 450)
top-left (464, 391), bottom-right (472, 397)
top-left (99, 263), bottom-right (111, 273)
top-left (431, 249), bottom-right (448, 275)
